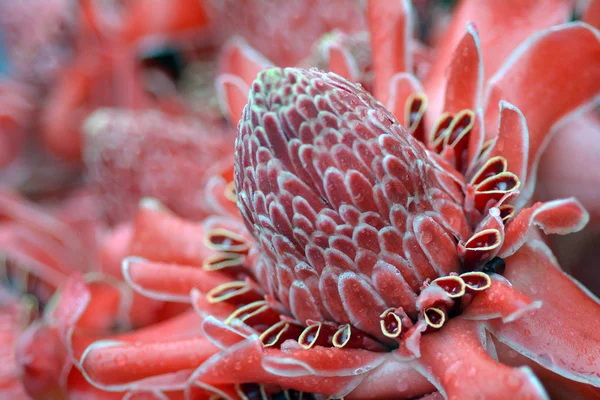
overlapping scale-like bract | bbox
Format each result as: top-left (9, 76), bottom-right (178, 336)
top-left (236, 67), bottom-right (470, 338)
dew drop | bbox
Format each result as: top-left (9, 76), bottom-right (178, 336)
top-left (421, 231), bottom-right (433, 244)
top-left (114, 353), bottom-right (127, 367)
top-left (504, 373), bottom-right (523, 392)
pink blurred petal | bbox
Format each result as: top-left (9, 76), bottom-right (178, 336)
top-left (537, 110), bottom-right (600, 223)
top-left (367, 0), bottom-right (413, 104)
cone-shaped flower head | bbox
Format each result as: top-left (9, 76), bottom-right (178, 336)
top-left (236, 67), bottom-right (470, 340)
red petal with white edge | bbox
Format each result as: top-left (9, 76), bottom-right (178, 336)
top-left (121, 257), bottom-right (232, 302)
top-left (461, 275), bottom-right (542, 322)
top-left (367, 0), bottom-right (413, 104)
top-left (418, 319), bottom-right (549, 400)
top-left (386, 73), bottom-right (424, 126)
top-left (494, 340), bottom-right (600, 400)
top-left (129, 202), bottom-right (216, 265)
top-left (488, 101), bottom-right (529, 185)
top-left (500, 198), bottom-right (589, 258)
top-left (484, 23), bottom-right (600, 205)
top-left (425, 0), bottom-right (574, 125)
top-left (79, 337), bottom-right (218, 391)
top-left (442, 23), bottom-right (483, 114)
top-left (488, 240), bottom-right (600, 387)
top-left (190, 338), bottom-right (384, 397)
top-left (347, 354), bottom-right (435, 399)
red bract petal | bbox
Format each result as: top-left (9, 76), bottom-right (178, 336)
top-left (128, 201), bottom-right (214, 265)
top-left (500, 198), bottom-right (589, 258)
top-left (122, 257), bottom-right (232, 302)
top-left (418, 319), bottom-right (549, 399)
top-left (347, 355), bottom-right (435, 399)
top-left (367, 0), bottom-right (413, 104)
top-left (488, 240), bottom-right (600, 387)
top-left (442, 23), bottom-right (483, 115)
top-left (494, 340), bottom-right (600, 400)
top-left (488, 101), bottom-right (529, 185)
top-left (461, 275), bottom-right (541, 322)
top-left (188, 338), bottom-right (383, 397)
top-left (484, 23), bottom-right (600, 206)
top-left (79, 337), bottom-right (217, 390)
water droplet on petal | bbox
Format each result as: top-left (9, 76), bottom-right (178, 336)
top-left (114, 353), bottom-right (127, 367)
top-left (504, 373), bottom-right (523, 392)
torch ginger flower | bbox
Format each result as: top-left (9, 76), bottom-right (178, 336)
top-left (14, 1), bottom-right (600, 399)
top-left (59, 42), bottom-right (600, 400)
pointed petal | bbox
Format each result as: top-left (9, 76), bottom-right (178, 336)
top-left (489, 240), bottom-right (600, 387)
top-left (500, 198), bottom-right (589, 258)
top-left (461, 275), bottom-right (541, 322)
top-left (484, 23), bottom-right (600, 205)
top-left (488, 101), bottom-right (529, 185)
top-left (442, 23), bottom-right (484, 114)
top-left (368, 0), bottom-right (413, 104)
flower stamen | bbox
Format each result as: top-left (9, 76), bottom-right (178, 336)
top-left (431, 275), bottom-right (466, 298)
top-left (460, 271), bottom-right (492, 291)
top-left (202, 253), bottom-right (244, 272)
top-left (204, 228), bottom-right (250, 254)
top-left (379, 308), bottom-right (403, 338)
top-left (424, 307), bottom-right (446, 329)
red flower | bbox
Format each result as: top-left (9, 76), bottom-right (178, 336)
top-left (3, 1), bottom-right (600, 399)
